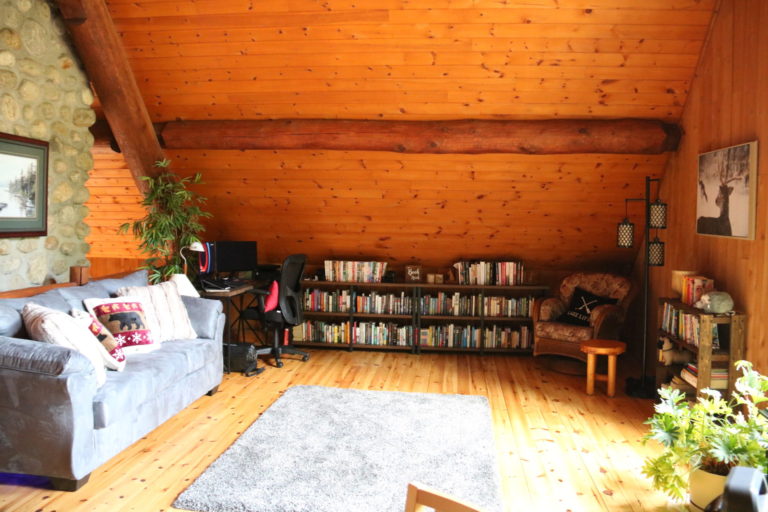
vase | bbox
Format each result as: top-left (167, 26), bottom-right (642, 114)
top-left (689, 468), bottom-right (727, 511)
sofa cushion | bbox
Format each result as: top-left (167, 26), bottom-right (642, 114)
top-left (93, 269), bottom-right (148, 296)
top-left (0, 290), bottom-right (71, 338)
top-left (92, 338), bottom-right (218, 429)
top-left (22, 303), bottom-right (107, 387)
top-left (84, 297), bottom-right (159, 355)
top-left (58, 282), bottom-right (110, 312)
top-left (117, 281), bottom-right (197, 342)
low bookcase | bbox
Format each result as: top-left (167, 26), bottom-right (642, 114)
top-left (656, 298), bottom-right (746, 398)
top-left (294, 280), bottom-right (548, 355)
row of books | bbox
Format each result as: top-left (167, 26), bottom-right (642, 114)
top-left (323, 260), bottom-right (388, 283)
top-left (680, 275), bottom-right (715, 306)
top-left (304, 289), bottom-right (413, 315)
top-left (452, 260), bottom-right (525, 286)
top-left (660, 302), bottom-right (721, 349)
top-left (419, 292), bottom-right (533, 317)
top-left (292, 321), bottom-right (530, 349)
top-left (293, 321), bottom-right (413, 346)
top-left (679, 363), bottom-right (728, 390)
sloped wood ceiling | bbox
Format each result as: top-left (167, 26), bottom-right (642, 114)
top-left (87, 0), bottom-right (716, 273)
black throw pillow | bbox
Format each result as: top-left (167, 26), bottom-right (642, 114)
top-left (557, 287), bottom-right (619, 326)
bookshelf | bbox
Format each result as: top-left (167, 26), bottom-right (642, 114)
top-left (294, 280), bottom-right (548, 354)
top-left (656, 298), bottom-right (746, 397)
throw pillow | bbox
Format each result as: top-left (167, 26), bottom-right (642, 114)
top-left (557, 287), bottom-right (619, 327)
top-left (22, 303), bottom-right (107, 387)
top-left (116, 281), bottom-right (197, 342)
top-left (71, 309), bottom-right (126, 371)
top-left (84, 297), bottom-right (159, 354)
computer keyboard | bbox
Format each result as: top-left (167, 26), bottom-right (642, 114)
top-left (201, 277), bottom-right (249, 290)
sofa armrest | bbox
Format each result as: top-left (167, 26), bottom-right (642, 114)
top-left (590, 304), bottom-right (625, 339)
top-left (532, 297), bottom-right (566, 323)
top-left (0, 336), bottom-right (99, 481)
top-left (181, 296), bottom-right (224, 341)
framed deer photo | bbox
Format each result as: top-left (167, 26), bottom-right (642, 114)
top-left (696, 141), bottom-right (758, 239)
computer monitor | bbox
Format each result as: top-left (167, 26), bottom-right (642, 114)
top-left (199, 241), bottom-right (258, 274)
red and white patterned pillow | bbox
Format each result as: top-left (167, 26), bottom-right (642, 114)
top-left (71, 309), bottom-right (126, 371)
top-left (84, 297), bottom-right (159, 355)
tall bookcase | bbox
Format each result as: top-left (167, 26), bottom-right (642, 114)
top-left (656, 298), bottom-right (746, 397)
top-left (295, 280), bottom-right (549, 354)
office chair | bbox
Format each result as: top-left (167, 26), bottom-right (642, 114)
top-left (240, 254), bottom-right (310, 368)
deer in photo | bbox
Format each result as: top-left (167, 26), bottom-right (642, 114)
top-left (697, 156), bottom-right (740, 236)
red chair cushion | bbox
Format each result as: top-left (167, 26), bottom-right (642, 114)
top-left (264, 280), bottom-right (279, 312)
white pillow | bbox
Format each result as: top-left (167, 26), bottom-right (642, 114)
top-left (116, 281), bottom-right (197, 342)
top-left (71, 309), bottom-right (126, 371)
top-left (83, 296), bottom-right (160, 355)
top-left (22, 303), bottom-right (107, 387)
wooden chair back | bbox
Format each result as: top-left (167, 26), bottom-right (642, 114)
top-left (404, 483), bottom-right (484, 512)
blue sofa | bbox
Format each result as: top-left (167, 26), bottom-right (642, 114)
top-left (0, 270), bottom-right (225, 491)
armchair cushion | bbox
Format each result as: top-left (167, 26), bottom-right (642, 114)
top-left (535, 322), bottom-right (594, 343)
top-left (538, 297), bottom-right (567, 322)
top-left (557, 287), bottom-right (618, 326)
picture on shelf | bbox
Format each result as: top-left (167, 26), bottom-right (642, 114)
top-left (696, 141), bottom-right (758, 239)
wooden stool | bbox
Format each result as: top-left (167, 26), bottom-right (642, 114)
top-left (579, 339), bottom-right (627, 397)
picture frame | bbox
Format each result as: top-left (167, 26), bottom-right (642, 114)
top-left (696, 141), bottom-right (758, 239)
top-left (0, 133), bottom-right (48, 238)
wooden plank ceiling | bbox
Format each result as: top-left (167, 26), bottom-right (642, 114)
top-left (86, 0), bottom-right (716, 274)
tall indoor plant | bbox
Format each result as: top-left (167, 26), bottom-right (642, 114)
top-left (643, 360), bottom-right (768, 504)
top-left (119, 160), bottom-right (212, 283)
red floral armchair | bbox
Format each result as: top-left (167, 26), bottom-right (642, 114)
top-left (532, 273), bottom-right (635, 363)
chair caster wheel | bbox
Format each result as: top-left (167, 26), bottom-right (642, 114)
top-left (276, 361), bottom-right (284, 368)
top-left (302, 355), bottom-right (310, 362)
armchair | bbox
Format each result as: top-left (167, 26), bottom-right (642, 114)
top-left (532, 272), bottom-right (634, 363)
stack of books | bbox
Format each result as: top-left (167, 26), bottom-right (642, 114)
top-left (323, 260), bottom-right (387, 283)
top-left (452, 260), bottom-right (525, 286)
top-left (680, 363), bottom-right (728, 390)
top-left (681, 275), bottom-right (715, 306)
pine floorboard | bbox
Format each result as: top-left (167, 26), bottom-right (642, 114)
top-left (0, 350), bottom-right (686, 511)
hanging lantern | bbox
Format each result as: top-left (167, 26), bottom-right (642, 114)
top-left (617, 219), bottom-right (634, 248)
top-left (649, 200), bottom-right (668, 229)
top-left (648, 237), bottom-right (665, 266)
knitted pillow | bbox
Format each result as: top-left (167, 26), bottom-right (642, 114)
top-left (84, 297), bottom-right (159, 355)
top-left (71, 309), bottom-right (126, 371)
top-left (116, 281), bottom-right (197, 342)
top-left (22, 303), bottom-right (107, 387)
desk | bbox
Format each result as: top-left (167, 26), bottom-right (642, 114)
top-left (201, 284), bottom-right (254, 372)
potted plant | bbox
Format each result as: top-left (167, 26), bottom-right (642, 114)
top-left (643, 360), bottom-right (768, 508)
top-left (119, 159), bottom-right (212, 284)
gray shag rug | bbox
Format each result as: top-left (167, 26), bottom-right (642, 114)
top-left (174, 385), bottom-right (503, 512)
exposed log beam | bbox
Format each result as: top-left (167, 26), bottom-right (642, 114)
top-left (159, 119), bottom-right (681, 155)
top-left (54, 0), bottom-right (164, 192)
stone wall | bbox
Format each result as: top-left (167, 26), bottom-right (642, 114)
top-left (0, 0), bottom-right (94, 290)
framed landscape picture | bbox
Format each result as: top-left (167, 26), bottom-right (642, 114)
top-left (0, 133), bottom-right (48, 238)
top-left (696, 141), bottom-right (758, 239)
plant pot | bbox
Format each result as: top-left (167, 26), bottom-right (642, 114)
top-left (689, 468), bottom-right (727, 511)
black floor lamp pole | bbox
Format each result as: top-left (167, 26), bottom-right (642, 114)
top-left (627, 176), bottom-right (661, 399)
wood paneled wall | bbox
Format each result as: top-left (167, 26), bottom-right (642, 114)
top-left (164, 148), bottom-right (663, 276)
top-left (645, 0), bottom-right (768, 371)
top-left (105, 0), bottom-right (714, 122)
top-left (84, 146), bottom-right (145, 276)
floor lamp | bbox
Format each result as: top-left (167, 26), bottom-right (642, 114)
top-left (618, 176), bottom-right (667, 399)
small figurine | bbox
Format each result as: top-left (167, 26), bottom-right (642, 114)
top-left (694, 291), bottom-right (735, 314)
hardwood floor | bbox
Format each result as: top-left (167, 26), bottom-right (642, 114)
top-left (0, 350), bottom-right (685, 511)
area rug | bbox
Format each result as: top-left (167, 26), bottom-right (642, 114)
top-left (174, 385), bottom-right (503, 512)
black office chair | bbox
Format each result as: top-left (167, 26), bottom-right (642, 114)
top-left (240, 254), bottom-right (310, 368)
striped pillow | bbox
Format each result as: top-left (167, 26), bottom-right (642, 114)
top-left (22, 303), bottom-right (107, 387)
top-left (117, 281), bottom-right (197, 342)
